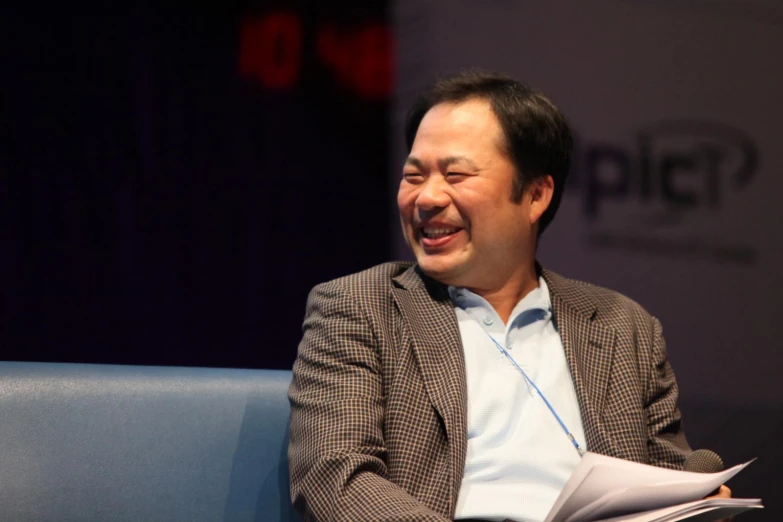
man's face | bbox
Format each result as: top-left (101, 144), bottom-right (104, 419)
top-left (397, 98), bottom-right (536, 290)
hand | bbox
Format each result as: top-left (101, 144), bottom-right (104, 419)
top-left (706, 485), bottom-right (731, 499)
top-left (705, 485), bottom-right (732, 522)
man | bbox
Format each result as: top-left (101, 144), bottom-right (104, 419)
top-left (288, 71), bottom-right (725, 521)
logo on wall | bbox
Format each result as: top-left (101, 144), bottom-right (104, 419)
top-left (566, 121), bottom-right (760, 265)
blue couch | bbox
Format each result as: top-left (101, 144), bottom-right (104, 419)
top-left (0, 362), bottom-right (300, 521)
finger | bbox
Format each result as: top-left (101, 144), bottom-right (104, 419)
top-left (705, 484), bottom-right (732, 499)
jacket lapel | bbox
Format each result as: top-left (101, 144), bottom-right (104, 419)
top-left (388, 264), bottom-right (623, 508)
top-left (391, 265), bottom-right (467, 511)
top-left (542, 269), bottom-right (622, 458)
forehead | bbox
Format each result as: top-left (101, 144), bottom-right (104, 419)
top-left (411, 98), bottom-right (504, 155)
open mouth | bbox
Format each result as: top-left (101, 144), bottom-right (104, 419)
top-left (418, 226), bottom-right (463, 248)
top-left (421, 226), bottom-right (461, 239)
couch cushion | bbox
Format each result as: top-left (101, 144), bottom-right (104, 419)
top-left (0, 362), bottom-right (299, 521)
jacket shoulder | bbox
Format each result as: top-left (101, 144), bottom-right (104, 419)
top-left (545, 269), bottom-right (656, 326)
top-left (313, 261), bottom-right (414, 299)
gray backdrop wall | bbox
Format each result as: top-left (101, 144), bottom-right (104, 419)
top-left (392, 1), bottom-right (783, 518)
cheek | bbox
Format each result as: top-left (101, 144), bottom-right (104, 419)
top-left (396, 188), bottom-right (416, 216)
top-left (462, 201), bottom-right (522, 240)
top-left (396, 191), bottom-right (407, 214)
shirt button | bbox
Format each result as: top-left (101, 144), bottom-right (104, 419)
top-left (483, 316), bottom-right (493, 326)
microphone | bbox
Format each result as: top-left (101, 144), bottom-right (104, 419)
top-left (684, 449), bottom-right (724, 473)
top-left (684, 449), bottom-right (724, 497)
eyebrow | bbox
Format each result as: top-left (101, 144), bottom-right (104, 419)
top-left (404, 155), bottom-right (479, 171)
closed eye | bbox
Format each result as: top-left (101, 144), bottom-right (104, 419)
top-left (402, 172), bottom-right (424, 182)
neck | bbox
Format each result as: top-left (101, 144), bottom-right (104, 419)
top-left (470, 262), bottom-right (539, 324)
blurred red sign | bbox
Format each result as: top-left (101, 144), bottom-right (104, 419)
top-left (239, 11), bottom-right (394, 100)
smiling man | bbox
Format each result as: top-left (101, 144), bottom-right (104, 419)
top-left (288, 71), bottom-right (706, 522)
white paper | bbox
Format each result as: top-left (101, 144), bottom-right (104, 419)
top-left (544, 452), bottom-right (756, 522)
top-left (594, 498), bottom-right (762, 522)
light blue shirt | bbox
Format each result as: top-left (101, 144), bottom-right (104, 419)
top-left (450, 277), bottom-right (586, 522)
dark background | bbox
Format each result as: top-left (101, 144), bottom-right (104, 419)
top-left (0, 1), bottom-right (392, 369)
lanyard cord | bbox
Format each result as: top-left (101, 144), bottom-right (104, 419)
top-left (484, 331), bottom-right (585, 457)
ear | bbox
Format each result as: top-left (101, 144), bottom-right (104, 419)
top-left (528, 175), bottom-right (554, 226)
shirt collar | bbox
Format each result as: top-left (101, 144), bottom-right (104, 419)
top-left (447, 276), bottom-right (553, 327)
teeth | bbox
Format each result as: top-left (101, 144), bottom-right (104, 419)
top-left (422, 227), bottom-right (458, 239)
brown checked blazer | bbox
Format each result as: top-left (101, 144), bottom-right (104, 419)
top-left (288, 262), bottom-right (691, 521)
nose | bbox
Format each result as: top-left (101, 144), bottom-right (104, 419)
top-left (415, 176), bottom-right (450, 211)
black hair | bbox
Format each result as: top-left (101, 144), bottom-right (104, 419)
top-left (405, 70), bottom-right (573, 234)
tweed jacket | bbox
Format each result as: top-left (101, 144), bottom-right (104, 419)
top-left (288, 262), bottom-right (691, 521)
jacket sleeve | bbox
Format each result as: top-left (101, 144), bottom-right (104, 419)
top-left (643, 317), bottom-right (692, 469)
top-left (288, 279), bottom-right (450, 522)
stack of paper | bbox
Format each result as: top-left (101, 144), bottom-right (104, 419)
top-left (543, 452), bottom-right (762, 522)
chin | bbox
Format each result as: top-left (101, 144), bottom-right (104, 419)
top-left (415, 256), bottom-right (463, 285)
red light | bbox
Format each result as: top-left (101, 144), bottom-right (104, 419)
top-left (352, 24), bottom-right (394, 100)
top-left (239, 13), bottom-right (302, 90)
top-left (240, 12), bottom-right (394, 100)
